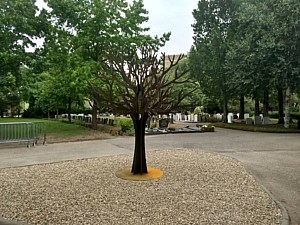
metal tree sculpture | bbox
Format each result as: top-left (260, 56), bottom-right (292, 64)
top-left (93, 46), bottom-right (197, 174)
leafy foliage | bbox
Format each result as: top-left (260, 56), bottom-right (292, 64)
top-left (189, 0), bottom-right (238, 121)
top-left (189, 0), bottom-right (300, 126)
top-left (0, 0), bottom-right (40, 116)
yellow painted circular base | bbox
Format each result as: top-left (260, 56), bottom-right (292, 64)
top-left (115, 167), bottom-right (163, 181)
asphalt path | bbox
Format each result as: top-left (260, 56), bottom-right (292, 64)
top-left (0, 128), bottom-right (299, 225)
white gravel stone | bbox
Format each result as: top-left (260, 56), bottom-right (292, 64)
top-left (0, 150), bottom-right (282, 225)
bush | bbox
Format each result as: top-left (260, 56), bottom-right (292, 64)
top-left (193, 106), bottom-right (202, 115)
top-left (207, 116), bottom-right (222, 123)
top-left (117, 119), bottom-right (134, 133)
top-left (269, 112), bottom-right (278, 119)
top-left (291, 112), bottom-right (300, 120)
top-left (22, 107), bottom-right (46, 118)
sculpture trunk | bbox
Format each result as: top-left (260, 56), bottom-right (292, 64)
top-left (131, 115), bottom-right (148, 174)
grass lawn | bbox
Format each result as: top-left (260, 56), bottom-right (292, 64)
top-left (0, 118), bottom-right (112, 143)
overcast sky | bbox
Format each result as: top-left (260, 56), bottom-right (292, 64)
top-left (143, 0), bottom-right (198, 55)
top-left (35, 0), bottom-right (198, 55)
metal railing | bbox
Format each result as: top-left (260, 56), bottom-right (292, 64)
top-left (0, 122), bottom-right (46, 147)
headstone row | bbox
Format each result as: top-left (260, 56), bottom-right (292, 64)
top-left (57, 114), bottom-right (115, 126)
top-left (173, 113), bottom-right (209, 122)
top-left (227, 113), bottom-right (270, 125)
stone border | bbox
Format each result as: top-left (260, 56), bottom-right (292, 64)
top-left (258, 184), bottom-right (290, 225)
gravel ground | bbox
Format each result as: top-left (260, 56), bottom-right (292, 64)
top-left (0, 150), bottom-right (282, 225)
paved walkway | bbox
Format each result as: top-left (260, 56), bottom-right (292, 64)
top-left (0, 128), bottom-right (299, 225)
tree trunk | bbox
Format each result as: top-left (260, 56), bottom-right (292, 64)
top-left (131, 113), bottom-right (148, 174)
top-left (277, 87), bottom-right (284, 124)
top-left (223, 99), bottom-right (228, 123)
top-left (239, 95), bottom-right (245, 119)
top-left (92, 100), bottom-right (98, 130)
top-left (67, 97), bottom-right (72, 123)
top-left (255, 98), bottom-right (260, 116)
top-left (284, 85), bottom-right (291, 128)
top-left (263, 89), bottom-right (269, 117)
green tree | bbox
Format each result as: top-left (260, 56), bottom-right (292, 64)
top-left (272, 0), bottom-right (300, 127)
top-left (226, 0), bottom-right (276, 117)
top-left (41, 0), bottom-right (152, 124)
top-left (226, 0), bottom-right (300, 127)
top-left (35, 0), bottom-right (90, 121)
top-left (0, 0), bottom-right (39, 116)
top-left (189, 0), bottom-right (237, 122)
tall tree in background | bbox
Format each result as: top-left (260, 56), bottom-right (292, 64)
top-left (189, 0), bottom-right (237, 122)
top-left (43, 0), bottom-right (154, 125)
top-left (226, 0), bottom-right (275, 117)
top-left (225, 0), bottom-right (300, 127)
top-left (0, 0), bottom-right (40, 116)
top-left (272, 0), bottom-right (300, 128)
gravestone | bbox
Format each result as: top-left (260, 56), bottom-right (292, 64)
top-left (216, 113), bottom-right (222, 121)
top-left (246, 118), bottom-right (253, 125)
top-left (108, 119), bottom-right (114, 126)
top-left (169, 114), bottom-right (174, 123)
top-left (146, 117), bottom-right (151, 129)
top-left (227, 113), bottom-right (233, 123)
top-left (176, 113), bottom-right (181, 121)
top-left (262, 117), bottom-right (270, 125)
top-left (244, 114), bottom-right (250, 119)
top-left (254, 116), bottom-right (262, 125)
top-left (190, 114), bottom-right (194, 121)
top-left (194, 114), bottom-right (198, 122)
top-left (159, 119), bottom-right (169, 129)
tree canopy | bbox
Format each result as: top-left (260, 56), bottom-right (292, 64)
top-left (189, 0), bottom-right (300, 127)
top-left (0, 0), bottom-right (40, 116)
